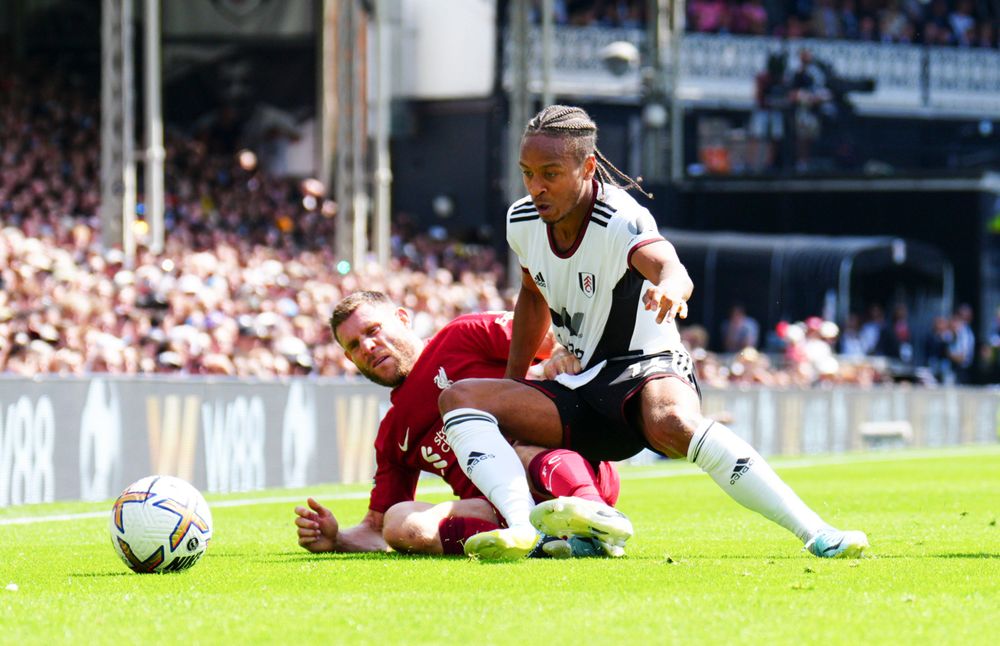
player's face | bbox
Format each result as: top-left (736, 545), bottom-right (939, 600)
top-left (519, 134), bottom-right (596, 226)
top-left (335, 303), bottom-right (418, 387)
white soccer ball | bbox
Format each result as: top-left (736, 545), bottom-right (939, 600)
top-left (109, 475), bottom-right (213, 574)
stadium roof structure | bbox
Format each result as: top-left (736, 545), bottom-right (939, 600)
top-left (662, 229), bottom-right (955, 344)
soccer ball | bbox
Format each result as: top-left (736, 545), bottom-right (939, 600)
top-left (109, 475), bottom-right (213, 574)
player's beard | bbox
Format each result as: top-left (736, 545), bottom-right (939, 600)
top-left (359, 342), bottom-right (418, 388)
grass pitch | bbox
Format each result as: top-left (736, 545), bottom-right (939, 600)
top-left (2, 446), bottom-right (998, 645)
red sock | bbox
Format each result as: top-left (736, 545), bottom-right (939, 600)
top-left (438, 517), bottom-right (500, 555)
top-left (528, 449), bottom-right (604, 502)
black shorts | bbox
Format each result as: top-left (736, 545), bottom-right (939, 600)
top-left (517, 350), bottom-right (700, 462)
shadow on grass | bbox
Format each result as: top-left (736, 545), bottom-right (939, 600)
top-left (931, 552), bottom-right (1000, 559)
top-left (69, 571), bottom-right (133, 578)
top-left (252, 551), bottom-right (457, 564)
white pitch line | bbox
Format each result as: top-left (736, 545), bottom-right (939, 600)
top-left (1, 445), bottom-right (997, 527)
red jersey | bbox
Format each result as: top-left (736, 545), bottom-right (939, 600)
top-left (368, 312), bottom-right (516, 513)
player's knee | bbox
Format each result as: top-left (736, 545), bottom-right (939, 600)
top-left (438, 379), bottom-right (484, 414)
top-left (383, 506), bottom-right (437, 553)
top-left (643, 403), bottom-right (700, 458)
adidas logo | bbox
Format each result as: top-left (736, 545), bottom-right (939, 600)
top-left (730, 457), bottom-right (754, 485)
top-left (533, 272), bottom-right (546, 288)
top-left (466, 451), bottom-right (495, 472)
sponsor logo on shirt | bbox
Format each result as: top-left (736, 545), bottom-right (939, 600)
top-left (422, 446), bottom-right (449, 474)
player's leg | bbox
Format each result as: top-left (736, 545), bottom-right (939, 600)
top-left (382, 499), bottom-right (500, 555)
top-left (515, 444), bottom-right (618, 504)
top-left (514, 444), bottom-right (631, 556)
top-left (636, 376), bottom-right (868, 557)
top-left (438, 378), bottom-right (564, 559)
top-left (382, 499), bottom-right (606, 559)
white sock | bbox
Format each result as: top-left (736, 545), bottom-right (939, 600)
top-left (688, 419), bottom-right (827, 543)
top-left (442, 408), bottom-right (534, 529)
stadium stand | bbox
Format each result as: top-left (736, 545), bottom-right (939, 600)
top-left (0, 15), bottom-right (992, 385)
top-left (0, 56), bottom-right (509, 378)
top-left (533, 0), bottom-right (998, 47)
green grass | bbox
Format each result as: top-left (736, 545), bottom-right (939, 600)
top-left (2, 446), bottom-right (998, 645)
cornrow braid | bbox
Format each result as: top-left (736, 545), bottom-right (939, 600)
top-left (523, 105), bottom-right (652, 199)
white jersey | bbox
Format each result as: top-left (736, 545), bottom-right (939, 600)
top-left (507, 181), bottom-right (683, 370)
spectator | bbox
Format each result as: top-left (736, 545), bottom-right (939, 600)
top-left (838, 312), bottom-right (867, 357)
top-left (889, 302), bottom-right (913, 363)
top-left (984, 306), bottom-right (1000, 381)
top-left (973, 21), bottom-right (996, 48)
top-left (721, 303), bottom-right (761, 352)
top-left (949, 0), bottom-right (977, 46)
top-left (839, 0), bottom-right (861, 38)
top-left (747, 52), bottom-right (790, 173)
top-left (689, 0), bottom-right (732, 33)
top-left (859, 303), bottom-right (887, 355)
top-left (948, 304), bottom-right (975, 384)
top-left (878, 0), bottom-right (911, 42)
top-left (736, 0), bottom-right (770, 34)
top-left (812, 0), bottom-right (841, 38)
top-left (789, 48), bottom-right (835, 172)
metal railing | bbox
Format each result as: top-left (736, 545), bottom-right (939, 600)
top-left (503, 28), bottom-right (1000, 118)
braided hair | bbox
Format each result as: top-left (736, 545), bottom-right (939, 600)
top-left (523, 105), bottom-right (651, 198)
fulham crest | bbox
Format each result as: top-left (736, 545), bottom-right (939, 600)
top-left (578, 272), bottom-right (596, 298)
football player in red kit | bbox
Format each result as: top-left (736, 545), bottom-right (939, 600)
top-left (293, 290), bottom-right (624, 557)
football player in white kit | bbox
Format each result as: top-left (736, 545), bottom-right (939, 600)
top-left (439, 105), bottom-right (869, 561)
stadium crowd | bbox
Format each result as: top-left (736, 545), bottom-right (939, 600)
top-left (0, 56), bottom-right (992, 385)
top-left (0, 59), bottom-right (508, 378)
top-left (531, 0), bottom-right (998, 48)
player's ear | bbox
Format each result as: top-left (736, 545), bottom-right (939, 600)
top-left (582, 153), bottom-right (597, 180)
top-left (396, 307), bottom-right (412, 327)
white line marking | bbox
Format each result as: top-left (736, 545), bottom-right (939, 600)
top-left (1, 445), bottom-right (996, 526)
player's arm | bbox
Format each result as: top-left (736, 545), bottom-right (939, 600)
top-left (525, 333), bottom-right (582, 379)
top-left (295, 498), bottom-right (390, 553)
top-left (631, 239), bottom-right (694, 325)
top-left (505, 269), bottom-right (553, 378)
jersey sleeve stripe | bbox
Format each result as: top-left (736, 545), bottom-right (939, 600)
top-left (593, 204), bottom-right (616, 219)
top-left (510, 214), bottom-right (540, 223)
top-left (594, 200), bottom-right (617, 213)
top-left (589, 216), bottom-right (609, 228)
top-left (626, 237), bottom-right (666, 271)
top-left (511, 204), bottom-right (538, 215)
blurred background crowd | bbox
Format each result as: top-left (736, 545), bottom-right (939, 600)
top-left (2, 0), bottom-right (998, 387)
top-left (534, 0), bottom-right (998, 48)
top-left (1, 53), bottom-right (989, 386)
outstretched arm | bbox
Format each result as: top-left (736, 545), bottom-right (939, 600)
top-left (505, 271), bottom-right (553, 379)
top-left (631, 240), bottom-right (694, 325)
top-left (294, 497), bottom-right (389, 553)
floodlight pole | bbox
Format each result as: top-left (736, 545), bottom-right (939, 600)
top-left (642, 0), bottom-right (669, 184)
top-left (371, 0), bottom-right (394, 268)
top-left (144, 0), bottom-right (165, 255)
top-left (506, 0), bottom-right (531, 288)
top-left (318, 0), bottom-right (337, 220)
top-left (541, 0), bottom-right (554, 108)
top-left (350, 3), bottom-right (369, 270)
top-left (333, 0), bottom-right (355, 267)
top-left (100, 0), bottom-right (136, 264)
top-left (670, 0), bottom-right (686, 183)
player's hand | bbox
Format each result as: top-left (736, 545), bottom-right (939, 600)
top-left (643, 286), bottom-right (688, 325)
top-left (294, 497), bottom-right (340, 553)
top-left (542, 345), bottom-right (582, 379)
